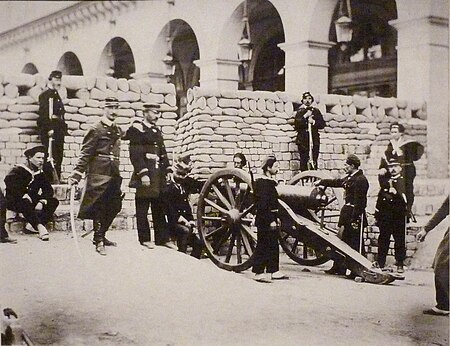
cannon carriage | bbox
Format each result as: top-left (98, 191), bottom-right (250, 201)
top-left (196, 168), bottom-right (402, 285)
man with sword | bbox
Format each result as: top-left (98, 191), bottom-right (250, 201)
top-left (38, 70), bottom-right (67, 183)
top-left (68, 97), bottom-right (123, 256)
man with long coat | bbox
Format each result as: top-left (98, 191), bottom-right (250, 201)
top-left (68, 97), bottom-right (123, 255)
top-left (38, 70), bottom-right (67, 181)
top-left (125, 103), bottom-right (174, 249)
top-left (317, 154), bottom-right (369, 278)
top-left (4, 144), bottom-right (59, 241)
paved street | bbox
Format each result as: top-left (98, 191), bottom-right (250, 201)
top-left (1, 231), bottom-right (448, 346)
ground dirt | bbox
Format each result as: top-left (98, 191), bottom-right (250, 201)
top-left (1, 230), bottom-right (448, 346)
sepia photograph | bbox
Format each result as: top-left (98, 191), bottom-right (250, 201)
top-left (0, 1), bottom-right (448, 345)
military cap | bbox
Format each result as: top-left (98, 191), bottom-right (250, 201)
top-left (387, 157), bottom-right (401, 166)
top-left (48, 70), bottom-right (62, 80)
top-left (261, 154), bottom-right (277, 170)
top-left (24, 144), bottom-right (46, 158)
top-left (104, 97), bottom-right (119, 108)
top-left (346, 154), bottom-right (361, 168)
top-left (172, 155), bottom-right (192, 177)
top-left (302, 91), bottom-right (314, 102)
top-left (143, 103), bottom-right (161, 111)
top-left (390, 123), bottom-right (405, 133)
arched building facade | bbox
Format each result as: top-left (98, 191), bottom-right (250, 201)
top-left (0, 0), bottom-right (448, 177)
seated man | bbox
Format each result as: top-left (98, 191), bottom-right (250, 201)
top-left (163, 155), bottom-right (204, 259)
top-left (0, 153), bottom-right (16, 244)
top-left (4, 145), bottom-right (59, 241)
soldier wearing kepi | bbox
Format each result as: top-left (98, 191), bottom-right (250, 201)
top-left (125, 103), bottom-right (174, 249)
top-left (375, 158), bottom-right (408, 273)
top-left (288, 91), bottom-right (326, 171)
top-left (68, 97), bottom-right (123, 256)
top-left (38, 70), bottom-right (67, 181)
top-left (4, 145), bottom-right (59, 241)
top-left (316, 154), bottom-right (369, 278)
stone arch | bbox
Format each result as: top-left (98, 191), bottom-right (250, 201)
top-left (97, 37), bottom-right (136, 79)
top-left (218, 0), bottom-right (285, 91)
top-left (152, 19), bottom-right (200, 117)
top-left (21, 63), bottom-right (39, 75)
top-left (57, 51), bottom-right (83, 76)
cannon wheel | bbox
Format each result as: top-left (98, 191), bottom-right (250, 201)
top-left (279, 170), bottom-right (344, 266)
top-left (197, 168), bottom-right (257, 272)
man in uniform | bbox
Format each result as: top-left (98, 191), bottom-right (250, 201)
top-left (68, 97), bottom-right (123, 255)
top-left (38, 70), bottom-right (67, 181)
top-left (163, 155), bottom-right (204, 258)
top-left (379, 123), bottom-right (422, 220)
top-left (4, 144), bottom-right (59, 241)
top-left (125, 103), bottom-right (174, 249)
top-left (316, 154), bottom-right (369, 278)
top-left (288, 91), bottom-right (326, 171)
top-left (375, 158), bottom-right (408, 273)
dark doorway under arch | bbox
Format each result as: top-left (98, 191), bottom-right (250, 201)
top-left (57, 52), bottom-right (83, 75)
top-left (22, 63), bottom-right (38, 75)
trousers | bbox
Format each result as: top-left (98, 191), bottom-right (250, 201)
top-left (135, 196), bottom-right (168, 245)
top-left (252, 228), bottom-right (279, 274)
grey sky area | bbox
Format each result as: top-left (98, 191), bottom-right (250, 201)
top-left (0, 1), bottom-right (76, 34)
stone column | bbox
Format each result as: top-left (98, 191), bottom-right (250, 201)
top-left (392, 1), bottom-right (449, 178)
top-left (278, 40), bottom-right (334, 95)
top-left (194, 58), bottom-right (241, 90)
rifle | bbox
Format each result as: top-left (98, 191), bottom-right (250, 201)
top-left (307, 120), bottom-right (316, 170)
top-left (47, 98), bottom-right (60, 184)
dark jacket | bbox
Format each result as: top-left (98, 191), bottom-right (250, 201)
top-left (293, 105), bottom-right (325, 150)
top-left (320, 170), bottom-right (369, 226)
top-left (125, 120), bottom-right (169, 199)
top-left (163, 176), bottom-right (203, 227)
top-left (375, 172), bottom-right (407, 224)
top-left (4, 164), bottom-right (54, 210)
top-left (70, 118), bottom-right (123, 219)
top-left (38, 88), bottom-right (67, 136)
top-left (254, 176), bottom-right (279, 229)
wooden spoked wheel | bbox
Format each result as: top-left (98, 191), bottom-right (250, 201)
top-left (197, 168), bottom-right (257, 272)
top-left (279, 170), bottom-right (343, 266)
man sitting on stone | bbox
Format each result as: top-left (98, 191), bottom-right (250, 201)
top-left (4, 145), bottom-right (59, 241)
top-left (163, 155), bottom-right (204, 259)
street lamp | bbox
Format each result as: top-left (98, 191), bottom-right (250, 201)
top-left (238, 0), bottom-right (252, 89)
top-left (162, 0), bottom-right (175, 81)
top-left (334, 0), bottom-right (353, 63)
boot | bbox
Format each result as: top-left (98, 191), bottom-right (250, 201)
top-left (37, 224), bottom-right (49, 241)
top-left (95, 241), bottom-right (106, 256)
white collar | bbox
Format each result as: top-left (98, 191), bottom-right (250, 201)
top-left (101, 116), bottom-right (115, 127)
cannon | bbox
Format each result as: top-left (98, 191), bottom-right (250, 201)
top-left (196, 168), bottom-right (402, 284)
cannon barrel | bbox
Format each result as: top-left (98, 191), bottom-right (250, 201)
top-left (276, 184), bottom-right (328, 213)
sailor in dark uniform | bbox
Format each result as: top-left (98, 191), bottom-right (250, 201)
top-left (317, 154), bottom-right (369, 277)
top-left (375, 158), bottom-right (408, 273)
top-left (379, 123), bottom-right (423, 219)
top-left (4, 145), bottom-right (59, 241)
top-left (125, 103), bottom-right (174, 249)
top-left (68, 97), bottom-right (123, 255)
top-left (38, 70), bottom-right (67, 181)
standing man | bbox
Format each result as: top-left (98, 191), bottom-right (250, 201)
top-left (416, 197), bottom-right (449, 316)
top-left (316, 154), bottom-right (369, 278)
top-left (38, 70), bottom-right (67, 182)
top-left (251, 155), bottom-right (288, 283)
top-left (4, 145), bottom-right (59, 241)
top-left (125, 103), bottom-right (174, 249)
top-left (68, 97), bottom-right (123, 256)
top-left (375, 158), bottom-right (408, 273)
top-left (288, 91), bottom-right (326, 171)
top-left (379, 123), bottom-right (423, 220)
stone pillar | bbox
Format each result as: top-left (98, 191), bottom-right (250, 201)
top-left (194, 58), bottom-right (241, 90)
top-left (279, 40), bottom-right (334, 95)
top-left (392, 2), bottom-right (449, 178)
